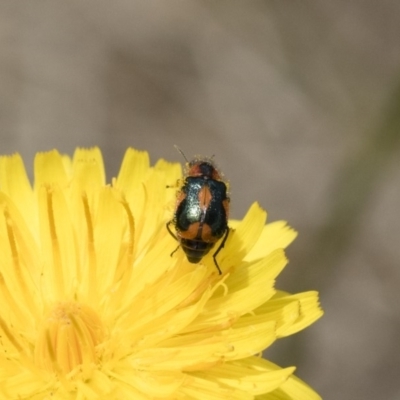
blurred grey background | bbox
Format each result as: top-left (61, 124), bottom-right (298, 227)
top-left (1, 1), bottom-right (400, 399)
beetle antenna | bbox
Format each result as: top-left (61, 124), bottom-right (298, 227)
top-left (174, 145), bottom-right (189, 163)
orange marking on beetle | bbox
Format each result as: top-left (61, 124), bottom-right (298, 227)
top-left (199, 223), bottom-right (214, 242)
top-left (179, 222), bottom-right (216, 242)
top-left (222, 199), bottom-right (230, 219)
top-left (198, 186), bottom-right (212, 209)
top-left (179, 222), bottom-right (200, 240)
top-left (176, 190), bottom-right (186, 204)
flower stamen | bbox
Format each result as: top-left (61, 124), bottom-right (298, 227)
top-left (35, 302), bottom-right (105, 375)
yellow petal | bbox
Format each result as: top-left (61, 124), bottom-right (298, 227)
top-left (133, 339), bottom-right (230, 371)
top-left (0, 154), bottom-right (36, 232)
top-left (181, 375), bottom-right (251, 400)
top-left (87, 187), bottom-right (128, 301)
top-left (271, 291), bottom-right (324, 337)
top-left (114, 369), bottom-right (186, 398)
top-left (189, 250), bottom-right (288, 334)
top-left (120, 267), bottom-right (210, 338)
top-left (193, 358), bottom-right (295, 395)
top-left (71, 147), bottom-right (105, 195)
top-left (222, 318), bottom-right (276, 360)
top-left (255, 298), bottom-right (301, 337)
top-left (260, 373), bottom-right (322, 400)
top-left (115, 148), bottom-right (150, 200)
top-left (222, 202), bottom-right (266, 267)
top-left (37, 185), bottom-right (79, 301)
top-left (34, 150), bottom-right (69, 190)
top-left (244, 221), bottom-right (297, 262)
top-left (0, 193), bottom-right (41, 326)
top-left (0, 370), bottom-right (52, 399)
top-left (226, 248), bottom-right (288, 292)
top-left (118, 284), bottom-right (213, 354)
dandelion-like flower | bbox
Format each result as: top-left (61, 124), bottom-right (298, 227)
top-left (0, 147), bottom-right (323, 399)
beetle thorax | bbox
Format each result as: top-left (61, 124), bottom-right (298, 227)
top-left (188, 161), bottom-right (221, 180)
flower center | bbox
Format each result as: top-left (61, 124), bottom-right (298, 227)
top-left (34, 302), bottom-right (105, 374)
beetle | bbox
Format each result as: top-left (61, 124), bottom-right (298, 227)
top-left (167, 151), bottom-right (230, 274)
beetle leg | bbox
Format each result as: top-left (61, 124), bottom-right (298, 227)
top-left (166, 221), bottom-right (181, 258)
top-left (212, 227), bottom-right (230, 275)
top-left (166, 220), bottom-right (178, 240)
top-left (170, 245), bottom-right (180, 258)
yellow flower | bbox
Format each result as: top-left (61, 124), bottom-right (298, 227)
top-left (0, 147), bottom-right (323, 400)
